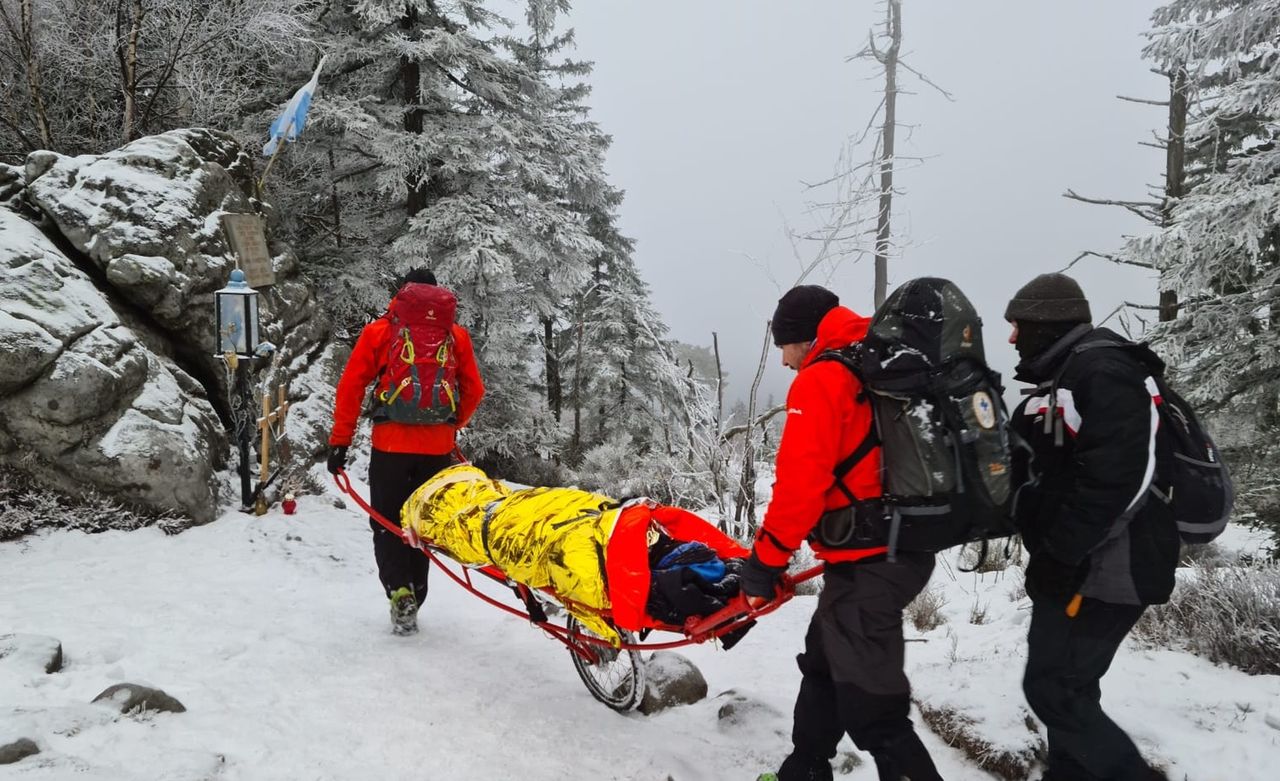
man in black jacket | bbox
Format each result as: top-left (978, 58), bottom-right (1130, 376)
top-left (1006, 273), bottom-right (1176, 781)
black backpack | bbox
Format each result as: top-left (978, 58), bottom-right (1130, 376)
top-left (819, 278), bottom-right (1020, 556)
top-left (1058, 341), bottom-right (1234, 545)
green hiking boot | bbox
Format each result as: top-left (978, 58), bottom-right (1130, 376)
top-left (756, 774), bottom-right (779, 781)
top-left (389, 587), bottom-right (419, 636)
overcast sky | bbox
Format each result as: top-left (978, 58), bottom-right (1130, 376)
top-left (565, 0), bottom-right (1166, 405)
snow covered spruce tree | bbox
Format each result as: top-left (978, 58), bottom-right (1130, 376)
top-left (1126, 1), bottom-right (1280, 529)
top-left (511, 2), bottom-right (724, 504)
top-left (280, 0), bottom-right (715, 485)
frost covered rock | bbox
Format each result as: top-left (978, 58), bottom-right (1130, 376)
top-left (0, 738), bottom-right (39, 765)
top-left (21, 128), bottom-right (324, 392)
top-left (92, 683), bottom-right (186, 715)
top-left (636, 652), bottom-right (708, 714)
top-left (0, 128), bottom-right (334, 526)
top-left (0, 634), bottom-right (63, 674)
top-left (0, 208), bottom-right (222, 522)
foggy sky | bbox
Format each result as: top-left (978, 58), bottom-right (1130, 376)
top-left (567, 0), bottom-right (1166, 406)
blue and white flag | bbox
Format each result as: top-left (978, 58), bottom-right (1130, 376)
top-left (263, 55), bottom-right (328, 157)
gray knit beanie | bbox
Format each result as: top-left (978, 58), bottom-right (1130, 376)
top-left (1004, 273), bottom-right (1092, 323)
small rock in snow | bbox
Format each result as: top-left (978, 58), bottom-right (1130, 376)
top-left (1266, 711), bottom-right (1280, 732)
top-left (91, 683), bottom-right (186, 715)
top-left (0, 634), bottom-right (63, 674)
top-left (0, 738), bottom-right (40, 765)
top-left (637, 652), bottom-right (707, 715)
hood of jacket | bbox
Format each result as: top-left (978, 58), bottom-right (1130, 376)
top-left (800, 305), bottom-right (871, 368)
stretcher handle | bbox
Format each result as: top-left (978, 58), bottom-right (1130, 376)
top-left (682, 564), bottom-right (825, 642)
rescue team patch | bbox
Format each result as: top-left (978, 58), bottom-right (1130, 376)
top-left (972, 391), bottom-right (997, 429)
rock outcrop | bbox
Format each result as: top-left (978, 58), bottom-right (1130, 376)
top-left (0, 128), bottom-right (331, 526)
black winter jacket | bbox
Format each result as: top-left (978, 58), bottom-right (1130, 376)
top-left (1011, 326), bottom-right (1179, 606)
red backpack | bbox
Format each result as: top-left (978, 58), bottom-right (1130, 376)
top-left (373, 283), bottom-right (460, 425)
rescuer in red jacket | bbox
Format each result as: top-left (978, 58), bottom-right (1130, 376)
top-left (743, 285), bottom-right (941, 781)
top-left (327, 268), bottom-right (485, 635)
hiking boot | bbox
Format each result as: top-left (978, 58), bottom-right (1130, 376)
top-left (756, 775), bottom-right (779, 781)
top-left (389, 587), bottom-right (419, 635)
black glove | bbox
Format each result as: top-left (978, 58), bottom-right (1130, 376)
top-left (1025, 553), bottom-right (1089, 605)
top-left (740, 552), bottom-right (787, 602)
top-left (326, 445), bottom-right (349, 475)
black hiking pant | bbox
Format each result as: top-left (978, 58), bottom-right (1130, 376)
top-left (368, 449), bottom-right (454, 604)
top-left (1023, 598), bottom-right (1153, 780)
top-left (778, 553), bottom-right (942, 781)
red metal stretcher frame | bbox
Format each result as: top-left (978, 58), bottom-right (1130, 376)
top-left (333, 470), bottom-right (823, 664)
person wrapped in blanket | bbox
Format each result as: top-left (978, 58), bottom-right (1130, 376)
top-left (400, 464), bottom-right (751, 646)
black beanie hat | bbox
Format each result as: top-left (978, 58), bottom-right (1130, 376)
top-left (400, 267), bottom-right (437, 286)
top-left (1004, 273), bottom-right (1091, 323)
top-left (393, 266), bottom-right (437, 294)
top-left (771, 285), bottom-right (839, 346)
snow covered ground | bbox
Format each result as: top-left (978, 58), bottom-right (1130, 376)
top-left (2, 472), bottom-right (1278, 780)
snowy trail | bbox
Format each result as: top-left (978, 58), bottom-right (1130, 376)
top-left (0, 482), bottom-right (989, 781)
top-left (4, 483), bottom-right (1278, 779)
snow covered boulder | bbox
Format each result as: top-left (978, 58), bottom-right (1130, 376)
top-left (636, 652), bottom-right (708, 715)
top-left (0, 634), bottom-right (63, 674)
top-left (20, 127), bottom-right (327, 451)
top-left (23, 129), bottom-right (253, 338)
top-left (92, 683), bottom-right (186, 715)
top-left (0, 208), bottom-right (223, 523)
top-left (0, 738), bottom-right (39, 765)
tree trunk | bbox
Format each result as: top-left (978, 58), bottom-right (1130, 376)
top-left (401, 8), bottom-right (428, 218)
top-left (328, 148), bottom-right (343, 248)
top-left (1159, 66), bottom-right (1188, 323)
top-left (734, 321), bottom-right (772, 537)
top-left (571, 314), bottom-right (584, 458)
top-left (873, 0), bottom-right (902, 309)
top-left (18, 0), bottom-right (53, 148)
top-left (116, 0), bottom-right (145, 143)
top-left (543, 316), bottom-right (562, 421)
top-left (710, 332), bottom-right (726, 516)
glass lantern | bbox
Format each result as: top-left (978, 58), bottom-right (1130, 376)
top-left (214, 268), bottom-right (260, 358)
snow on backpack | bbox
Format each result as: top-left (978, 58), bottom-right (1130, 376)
top-left (1059, 341), bottom-right (1234, 545)
top-left (372, 283), bottom-right (460, 425)
top-left (819, 277), bottom-right (1019, 556)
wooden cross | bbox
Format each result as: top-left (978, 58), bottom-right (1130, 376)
top-left (257, 384), bottom-right (290, 489)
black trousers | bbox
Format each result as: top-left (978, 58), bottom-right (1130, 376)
top-left (1024, 598), bottom-right (1151, 780)
top-left (779, 553), bottom-right (942, 781)
top-left (368, 449), bottom-right (454, 603)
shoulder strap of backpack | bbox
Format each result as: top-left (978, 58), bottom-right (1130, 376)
top-left (814, 347), bottom-right (880, 502)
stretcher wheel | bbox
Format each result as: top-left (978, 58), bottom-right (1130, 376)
top-left (566, 616), bottom-right (646, 712)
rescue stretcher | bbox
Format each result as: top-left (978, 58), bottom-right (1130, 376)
top-left (333, 467), bottom-right (823, 711)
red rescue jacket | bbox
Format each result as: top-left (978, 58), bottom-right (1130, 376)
top-left (329, 315), bottom-right (484, 455)
top-left (753, 305), bottom-right (887, 566)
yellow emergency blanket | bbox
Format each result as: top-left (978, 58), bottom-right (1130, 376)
top-left (401, 464), bottom-right (623, 641)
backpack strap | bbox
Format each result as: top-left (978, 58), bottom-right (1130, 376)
top-left (813, 347), bottom-right (880, 503)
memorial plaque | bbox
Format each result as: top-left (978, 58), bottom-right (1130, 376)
top-left (220, 213), bottom-right (276, 288)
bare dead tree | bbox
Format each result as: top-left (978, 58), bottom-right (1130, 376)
top-left (115, 0), bottom-right (146, 143)
top-left (795, 0), bottom-right (950, 301)
top-left (710, 331), bottom-right (727, 515)
top-left (733, 321), bottom-right (773, 536)
top-left (1062, 65), bottom-right (1190, 324)
top-left (720, 404), bottom-right (787, 443)
top-left (0, 0), bottom-right (54, 148)
top-left (868, 0), bottom-right (901, 308)
top-left (1160, 66), bottom-right (1189, 322)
